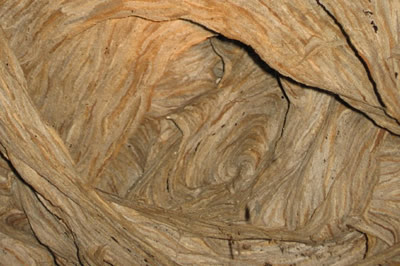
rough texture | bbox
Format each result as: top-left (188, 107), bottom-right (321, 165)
top-left (0, 0), bottom-right (399, 265)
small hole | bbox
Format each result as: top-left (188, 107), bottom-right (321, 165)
top-left (370, 21), bottom-right (378, 33)
top-left (245, 206), bottom-right (250, 221)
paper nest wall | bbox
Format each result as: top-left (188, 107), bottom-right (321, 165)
top-left (0, 1), bottom-right (400, 265)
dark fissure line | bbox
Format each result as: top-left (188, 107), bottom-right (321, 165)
top-left (166, 178), bottom-right (170, 192)
top-left (72, 232), bottom-right (84, 266)
top-left (316, 0), bottom-right (386, 109)
top-left (3, 159), bottom-right (62, 266)
top-left (30, 228), bottom-right (61, 266)
top-left (228, 237), bottom-right (234, 259)
top-left (278, 73), bottom-right (399, 136)
top-left (276, 74), bottom-right (290, 139)
top-left (364, 233), bottom-right (369, 259)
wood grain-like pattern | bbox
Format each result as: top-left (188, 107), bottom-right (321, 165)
top-left (0, 0), bottom-right (399, 265)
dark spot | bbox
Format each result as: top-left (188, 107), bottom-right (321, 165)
top-left (281, 96), bottom-right (285, 99)
top-left (221, 124), bottom-right (225, 128)
top-left (166, 179), bottom-right (169, 192)
top-left (111, 236), bottom-right (119, 244)
top-left (242, 112), bottom-right (246, 116)
top-left (228, 237), bottom-right (234, 259)
top-left (245, 206), bottom-right (250, 221)
top-left (395, 72), bottom-right (398, 79)
top-left (323, 159), bottom-right (326, 163)
top-left (242, 244), bottom-right (251, 250)
top-left (194, 141), bottom-right (201, 152)
top-left (371, 21), bottom-right (378, 33)
top-left (234, 123), bottom-right (238, 126)
top-left (264, 263), bottom-right (272, 266)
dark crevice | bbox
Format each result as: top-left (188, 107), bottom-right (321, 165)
top-left (210, 34), bottom-right (399, 137)
top-left (345, 225), bottom-right (370, 260)
top-left (210, 35), bottom-right (293, 146)
top-left (209, 38), bottom-right (226, 83)
top-left (194, 141), bottom-right (201, 152)
top-left (30, 227), bottom-right (61, 266)
top-left (180, 18), bottom-right (219, 35)
top-left (276, 74), bottom-right (290, 139)
top-left (279, 74), bottom-right (400, 136)
top-left (211, 35), bottom-right (276, 76)
top-left (317, 0), bottom-right (400, 131)
top-left (364, 233), bottom-right (369, 259)
top-left (334, 94), bottom-right (400, 136)
top-left (9, 161), bottom-right (84, 266)
top-left (166, 117), bottom-right (183, 136)
top-left (104, 261), bottom-right (114, 266)
top-left (316, 0), bottom-right (387, 109)
top-left (228, 236), bottom-right (234, 259)
top-left (244, 205), bottom-right (251, 222)
top-left (71, 232), bottom-right (84, 266)
top-left (236, 40), bottom-right (294, 139)
top-left (184, 12), bottom-right (400, 133)
top-left (0, 155), bottom-right (64, 265)
top-left (111, 236), bottom-right (119, 244)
